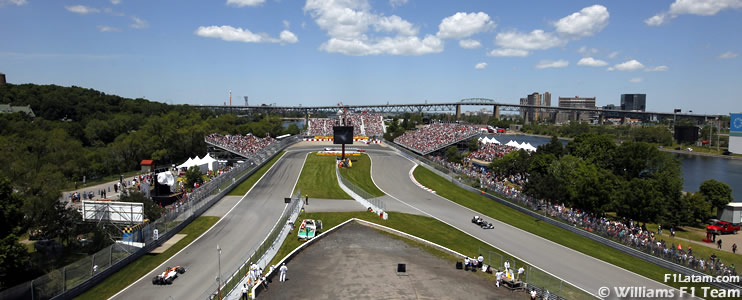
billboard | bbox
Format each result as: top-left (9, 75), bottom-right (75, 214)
top-left (731, 113), bottom-right (742, 154)
top-left (82, 200), bottom-right (144, 224)
top-left (333, 126), bottom-right (354, 145)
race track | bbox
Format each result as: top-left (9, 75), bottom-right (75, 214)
top-left (110, 150), bottom-right (308, 300)
top-left (108, 143), bottom-right (683, 299)
top-left (366, 148), bottom-right (681, 298)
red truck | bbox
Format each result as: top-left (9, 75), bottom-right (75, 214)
top-left (706, 221), bottom-right (740, 235)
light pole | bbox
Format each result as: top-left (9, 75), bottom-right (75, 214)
top-left (217, 244), bottom-right (222, 300)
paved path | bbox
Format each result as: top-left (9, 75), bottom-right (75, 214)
top-left (303, 199), bottom-right (365, 212)
top-left (367, 149), bottom-right (687, 299)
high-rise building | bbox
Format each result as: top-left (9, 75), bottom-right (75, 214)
top-left (543, 92), bottom-right (551, 107)
top-left (621, 94), bottom-right (646, 111)
top-left (519, 97), bottom-right (528, 120)
top-left (558, 96), bottom-right (596, 122)
top-left (0, 73), bottom-right (6, 85)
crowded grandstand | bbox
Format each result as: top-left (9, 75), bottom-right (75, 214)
top-left (205, 133), bottom-right (276, 157)
top-left (394, 122), bottom-right (480, 154)
top-left (306, 113), bottom-right (385, 137)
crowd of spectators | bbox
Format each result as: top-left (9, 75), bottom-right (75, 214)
top-left (468, 143), bottom-right (517, 162)
top-left (395, 123), bottom-right (479, 154)
top-left (205, 133), bottom-right (276, 157)
top-left (306, 113), bottom-right (385, 137)
top-left (425, 151), bottom-right (738, 278)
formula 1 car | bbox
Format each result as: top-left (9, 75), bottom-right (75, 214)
top-left (472, 216), bottom-right (494, 229)
top-left (152, 266), bottom-right (186, 285)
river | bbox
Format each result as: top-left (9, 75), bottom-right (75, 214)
top-left (484, 134), bottom-right (742, 202)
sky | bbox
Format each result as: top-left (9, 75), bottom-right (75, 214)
top-left (0, 0), bottom-right (740, 114)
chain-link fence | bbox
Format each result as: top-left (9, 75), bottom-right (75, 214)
top-left (200, 190), bottom-right (304, 300)
top-left (1, 137), bottom-right (299, 300)
top-left (336, 167), bottom-right (386, 211)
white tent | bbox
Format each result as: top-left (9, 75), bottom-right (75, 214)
top-left (177, 157), bottom-right (193, 169)
top-left (490, 137), bottom-right (501, 145)
top-left (506, 140), bottom-right (520, 148)
top-left (201, 153), bottom-right (218, 171)
top-left (480, 137), bottom-right (490, 144)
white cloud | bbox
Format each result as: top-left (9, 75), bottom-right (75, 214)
top-left (1, 0), bottom-right (28, 6)
top-left (612, 59), bottom-right (645, 71)
top-left (536, 59), bottom-right (569, 69)
top-left (130, 16), bottom-right (149, 29)
top-left (196, 25), bottom-right (299, 44)
top-left (437, 12), bottom-right (495, 39)
top-left (719, 51), bottom-right (739, 59)
top-left (629, 77), bottom-right (643, 83)
top-left (375, 15), bottom-right (417, 36)
top-left (98, 25), bottom-right (121, 32)
top-left (459, 39), bottom-right (481, 49)
top-left (279, 30), bottom-right (298, 43)
top-left (577, 46), bottom-right (599, 56)
top-left (226, 0), bottom-right (265, 7)
top-left (495, 30), bottom-right (564, 51)
top-left (607, 51), bottom-right (619, 59)
top-left (646, 0), bottom-right (742, 26)
top-left (389, 0), bottom-right (407, 8)
top-left (554, 5), bottom-right (610, 37)
top-left (645, 65), bottom-right (669, 72)
top-left (475, 62), bottom-right (487, 69)
top-left (103, 7), bottom-right (125, 16)
top-left (65, 5), bottom-right (100, 14)
top-left (487, 48), bottom-right (529, 57)
top-left (577, 57), bottom-right (608, 67)
top-left (304, 0), bottom-right (442, 56)
top-left (110, 0), bottom-right (121, 5)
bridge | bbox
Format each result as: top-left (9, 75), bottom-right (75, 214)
top-left (198, 98), bottom-right (722, 124)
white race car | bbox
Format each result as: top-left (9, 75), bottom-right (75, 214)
top-left (152, 266), bottom-right (186, 285)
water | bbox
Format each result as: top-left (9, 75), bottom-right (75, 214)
top-left (483, 134), bottom-right (742, 202)
top-left (282, 120), bottom-right (304, 129)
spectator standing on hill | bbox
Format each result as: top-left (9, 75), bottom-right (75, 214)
top-left (733, 243), bottom-right (737, 254)
top-left (718, 239), bottom-right (723, 249)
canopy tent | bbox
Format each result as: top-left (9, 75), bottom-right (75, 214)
top-left (490, 137), bottom-right (501, 145)
top-left (506, 140), bottom-right (520, 148)
top-left (177, 156), bottom-right (208, 174)
top-left (176, 157), bottom-right (194, 169)
top-left (200, 153), bottom-right (218, 171)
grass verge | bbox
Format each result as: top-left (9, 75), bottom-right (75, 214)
top-left (294, 154), bottom-right (350, 199)
top-left (338, 154), bottom-right (385, 197)
top-left (268, 211), bottom-right (593, 300)
top-left (228, 151), bottom-right (285, 196)
top-left (75, 216), bottom-right (220, 300)
top-left (413, 166), bottom-right (725, 298)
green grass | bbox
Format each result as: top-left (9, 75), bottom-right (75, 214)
top-left (228, 151), bottom-right (285, 196)
top-left (338, 154), bottom-right (385, 197)
top-left (267, 212), bottom-right (592, 299)
top-left (75, 216), bottom-right (220, 300)
top-left (413, 166), bottom-right (723, 298)
top-left (293, 154), bottom-right (351, 199)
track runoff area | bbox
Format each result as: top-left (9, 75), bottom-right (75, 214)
top-left (106, 141), bottom-right (715, 300)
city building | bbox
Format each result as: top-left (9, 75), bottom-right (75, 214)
top-left (0, 104), bottom-right (35, 117)
top-left (557, 96), bottom-right (596, 123)
top-left (519, 92), bottom-right (551, 123)
top-left (621, 94), bottom-right (646, 111)
top-left (0, 73), bottom-right (6, 85)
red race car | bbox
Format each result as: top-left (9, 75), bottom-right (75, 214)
top-left (706, 221), bottom-right (740, 235)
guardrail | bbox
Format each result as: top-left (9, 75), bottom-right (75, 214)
top-left (336, 165), bottom-right (386, 212)
top-left (386, 140), bottom-right (741, 292)
top-left (200, 189), bottom-right (304, 300)
top-left (0, 137), bottom-right (299, 300)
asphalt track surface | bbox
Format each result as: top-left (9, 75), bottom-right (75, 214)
top-left (366, 148), bottom-right (684, 299)
top-left (108, 143), bottom-right (682, 300)
top-left (110, 150), bottom-right (309, 300)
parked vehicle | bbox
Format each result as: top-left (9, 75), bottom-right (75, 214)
top-left (298, 219), bottom-right (322, 240)
top-left (706, 221), bottom-right (740, 235)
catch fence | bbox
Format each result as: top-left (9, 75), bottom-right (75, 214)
top-left (336, 167), bottom-right (386, 212)
top-left (1, 137), bottom-right (298, 300)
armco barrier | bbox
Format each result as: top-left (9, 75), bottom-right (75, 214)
top-left (1, 137), bottom-right (299, 300)
top-left (386, 140), bottom-right (740, 292)
top-left (335, 164), bottom-right (386, 213)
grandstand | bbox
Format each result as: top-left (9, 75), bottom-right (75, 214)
top-left (394, 123), bottom-right (480, 155)
top-left (204, 133), bottom-right (276, 158)
top-left (306, 113), bottom-right (385, 137)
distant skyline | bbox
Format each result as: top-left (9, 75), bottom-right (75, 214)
top-left (0, 0), bottom-right (740, 114)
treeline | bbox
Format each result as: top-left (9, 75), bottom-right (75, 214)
top-left (490, 134), bottom-right (733, 225)
top-left (0, 83), bottom-right (299, 288)
top-left (523, 122), bottom-right (675, 146)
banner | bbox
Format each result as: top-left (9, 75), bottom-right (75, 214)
top-left (730, 113), bottom-right (742, 154)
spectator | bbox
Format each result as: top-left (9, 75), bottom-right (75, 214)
top-left (205, 133), bottom-right (276, 157)
top-left (395, 122), bottom-right (479, 153)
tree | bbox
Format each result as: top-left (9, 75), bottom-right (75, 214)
top-left (285, 123), bottom-right (301, 135)
top-left (445, 146), bottom-right (462, 163)
top-left (120, 190), bottom-right (164, 221)
top-left (467, 138), bottom-right (480, 152)
top-left (699, 180), bottom-right (733, 215)
top-left (565, 133), bottom-right (616, 169)
top-left (686, 192), bottom-right (711, 224)
top-left (537, 136), bottom-right (564, 157)
top-left (185, 166), bottom-right (203, 189)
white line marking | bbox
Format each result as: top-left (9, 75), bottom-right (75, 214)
top-left (109, 152), bottom-right (288, 300)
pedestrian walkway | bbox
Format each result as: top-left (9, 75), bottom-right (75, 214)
top-left (61, 174), bottom-right (147, 209)
top-left (658, 231), bottom-right (742, 255)
top-left (302, 199), bottom-right (365, 213)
